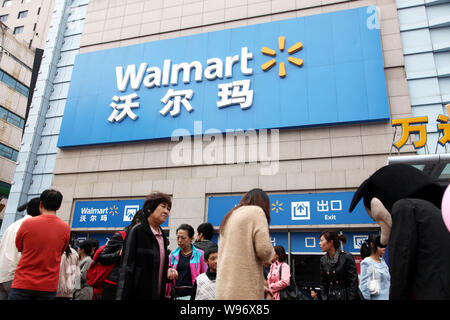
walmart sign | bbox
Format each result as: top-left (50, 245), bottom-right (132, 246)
top-left (58, 6), bottom-right (389, 148)
top-left (71, 199), bottom-right (169, 229)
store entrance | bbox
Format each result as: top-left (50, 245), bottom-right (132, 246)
top-left (291, 254), bottom-right (322, 298)
top-left (291, 253), bottom-right (364, 300)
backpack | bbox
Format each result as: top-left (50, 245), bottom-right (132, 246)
top-left (86, 231), bottom-right (126, 289)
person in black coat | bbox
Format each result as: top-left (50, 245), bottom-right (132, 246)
top-left (97, 210), bottom-right (145, 300)
top-left (349, 163), bottom-right (450, 300)
top-left (319, 231), bottom-right (359, 300)
top-left (116, 192), bottom-right (178, 300)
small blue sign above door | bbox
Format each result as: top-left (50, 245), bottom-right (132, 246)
top-left (71, 199), bottom-right (169, 229)
top-left (207, 191), bottom-right (374, 227)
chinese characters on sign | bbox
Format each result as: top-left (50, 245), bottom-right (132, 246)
top-left (160, 89), bottom-right (194, 117)
top-left (111, 80), bottom-right (256, 120)
top-left (392, 107), bottom-right (450, 150)
top-left (291, 200), bottom-right (343, 221)
top-left (207, 192), bottom-right (373, 227)
top-left (217, 80), bottom-right (254, 110)
top-left (71, 200), bottom-right (169, 229)
top-left (108, 93), bottom-right (140, 123)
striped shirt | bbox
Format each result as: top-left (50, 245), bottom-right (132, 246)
top-left (194, 272), bottom-right (216, 300)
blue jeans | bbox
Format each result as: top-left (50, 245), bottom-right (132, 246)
top-left (8, 288), bottom-right (57, 300)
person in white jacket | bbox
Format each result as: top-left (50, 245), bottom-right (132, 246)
top-left (56, 244), bottom-right (80, 300)
top-left (0, 198), bottom-right (40, 299)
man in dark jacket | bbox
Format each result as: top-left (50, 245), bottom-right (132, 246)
top-left (193, 223), bottom-right (218, 256)
top-left (349, 164), bottom-right (450, 300)
top-left (116, 192), bottom-right (177, 300)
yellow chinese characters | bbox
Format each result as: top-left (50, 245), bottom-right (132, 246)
top-left (392, 114), bottom-right (450, 150)
top-left (392, 116), bottom-right (428, 149)
top-left (437, 114), bottom-right (450, 146)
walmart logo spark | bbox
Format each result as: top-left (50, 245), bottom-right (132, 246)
top-left (261, 36), bottom-right (303, 78)
top-left (271, 200), bottom-right (284, 213)
top-left (109, 205), bottom-right (119, 216)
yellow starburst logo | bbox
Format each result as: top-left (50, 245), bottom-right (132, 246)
top-left (261, 36), bottom-right (303, 78)
top-left (271, 200), bottom-right (284, 213)
top-left (109, 205), bottom-right (119, 216)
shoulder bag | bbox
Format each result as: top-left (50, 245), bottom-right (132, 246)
top-left (368, 262), bottom-right (380, 296)
top-left (279, 264), bottom-right (300, 300)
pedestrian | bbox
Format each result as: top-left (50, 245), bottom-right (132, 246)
top-left (96, 209), bottom-right (145, 300)
top-left (193, 222), bottom-right (218, 255)
top-left (191, 247), bottom-right (218, 300)
top-left (167, 224), bottom-right (207, 300)
top-left (359, 234), bottom-right (390, 300)
top-left (318, 231), bottom-right (359, 300)
top-left (310, 288), bottom-right (319, 300)
top-left (8, 189), bottom-right (71, 300)
top-left (0, 197), bottom-right (40, 300)
top-left (216, 188), bottom-right (274, 300)
top-left (88, 238), bottom-right (99, 258)
top-left (267, 245), bottom-right (291, 300)
top-left (263, 262), bottom-right (273, 300)
top-left (116, 192), bottom-right (178, 300)
top-left (73, 240), bottom-right (93, 300)
top-left (56, 242), bottom-right (80, 300)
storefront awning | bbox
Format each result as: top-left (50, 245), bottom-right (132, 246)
top-left (388, 153), bottom-right (450, 183)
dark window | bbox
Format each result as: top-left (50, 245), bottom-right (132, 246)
top-left (0, 106), bottom-right (7, 121)
top-left (0, 70), bottom-right (30, 97)
top-left (14, 81), bottom-right (29, 96)
top-left (13, 26), bottom-right (24, 34)
top-left (0, 105), bottom-right (25, 129)
top-left (0, 143), bottom-right (19, 162)
top-left (18, 11), bottom-right (28, 19)
top-left (1, 71), bottom-right (16, 88)
top-left (0, 14), bottom-right (8, 22)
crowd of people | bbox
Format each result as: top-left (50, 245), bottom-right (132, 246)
top-left (0, 187), bottom-right (393, 301)
top-left (1, 162), bottom-right (449, 301)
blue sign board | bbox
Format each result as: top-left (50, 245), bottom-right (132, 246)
top-left (207, 192), bottom-right (374, 227)
top-left (290, 231), bottom-right (379, 254)
top-left (211, 231), bottom-right (377, 254)
top-left (58, 6), bottom-right (389, 148)
top-left (71, 199), bottom-right (169, 229)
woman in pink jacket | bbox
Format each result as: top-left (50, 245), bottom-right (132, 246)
top-left (267, 245), bottom-right (291, 300)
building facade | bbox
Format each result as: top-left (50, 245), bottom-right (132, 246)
top-left (0, 22), bottom-right (34, 224)
top-left (0, 0), bottom-right (55, 50)
top-left (4, 0), bottom-right (447, 287)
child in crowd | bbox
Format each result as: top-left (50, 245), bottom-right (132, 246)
top-left (191, 248), bottom-right (218, 300)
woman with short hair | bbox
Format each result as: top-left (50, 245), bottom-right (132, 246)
top-left (116, 192), bottom-right (177, 300)
top-left (166, 224), bottom-right (207, 300)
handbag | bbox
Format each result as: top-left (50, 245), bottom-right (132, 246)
top-left (368, 263), bottom-right (380, 296)
top-left (279, 264), bottom-right (299, 300)
top-left (165, 280), bottom-right (177, 300)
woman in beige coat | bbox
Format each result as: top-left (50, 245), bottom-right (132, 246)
top-left (216, 188), bottom-right (275, 300)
